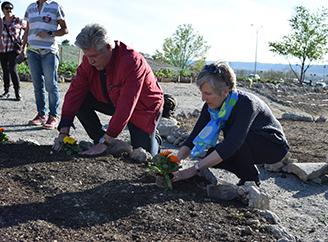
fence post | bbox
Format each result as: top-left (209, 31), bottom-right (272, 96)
top-left (60, 47), bottom-right (63, 62)
top-left (78, 49), bottom-right (82, 65)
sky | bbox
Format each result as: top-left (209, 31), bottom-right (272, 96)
top-left (9, 0), bottom-right (328, 65)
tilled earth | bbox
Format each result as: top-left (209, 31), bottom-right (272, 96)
top-left (0, 142), bottom-right (276, 241)
top-left (1, 81), bottom-right (328, 241)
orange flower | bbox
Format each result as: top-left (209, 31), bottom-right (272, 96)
top-left (0, 128), bottom-right (4, 132)
top-left (169, 155), bottom-right (179, 163)
top-left (160, 151), bottom-right (172, 156)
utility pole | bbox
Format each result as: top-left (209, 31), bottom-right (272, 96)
top-left (251, 24), bottom-right (263, 75)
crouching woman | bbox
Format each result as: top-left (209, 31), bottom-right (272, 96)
top-left (172, 61), bottom-right (289, 186)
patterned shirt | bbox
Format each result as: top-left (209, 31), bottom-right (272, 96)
top-left (24, 0), bottom-right (66, 52)
top-left (0, 16), bottom-right (26, 53)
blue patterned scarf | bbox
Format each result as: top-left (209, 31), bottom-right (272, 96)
top-left (191, 92), bottom-right (238, 156)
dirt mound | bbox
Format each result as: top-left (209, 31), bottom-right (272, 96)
top-left (0, 142), bottom-right (276, 241)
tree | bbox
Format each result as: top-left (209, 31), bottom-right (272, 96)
top-left (154, 24), bottom-right (211, 72)
top-left (268, 6), bottom-right (328, 85)
top-left (61, 39), bottom-right (70, 45)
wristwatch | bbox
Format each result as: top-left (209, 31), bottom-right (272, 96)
top-left (194, 163), bottom-right (201, 172)
top-left (48, 31), bottom-right (53, 37)
top-left (99, 137), bottom-right (110, 146)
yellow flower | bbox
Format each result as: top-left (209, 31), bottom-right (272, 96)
top-left (63, 136), bottom-right (75, 144)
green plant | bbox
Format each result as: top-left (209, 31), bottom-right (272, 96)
top-left (17, 61), bottom-right (30, 74)
top-left (315, 215), bottom-right (328, 224)
top-left (58, 61), bottom-right (78, 76)
top-left (0, 128), bottom-right (8, 143)
top-left (146, 151), bottom-right (181, 190)
top-left (59, 136), bottom-right (83, 155)
top-left (232, 210), bottom-right (244, 219)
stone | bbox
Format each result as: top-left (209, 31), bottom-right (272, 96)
top-left (207, 184), bottom-right (238, 200)
top-left (243, 181), bottom-right (270, 210)
top-left (265, 224), bottom-right (296, 241)
top-left (280, 152), bottom-right (292, 163)
top-left (17, 138), bottom-right (40, 146)
top-left (107, 139), bottom-right (133, 157)
top-left (257, 209), bottom-right (281, 224)
top-left (287, 163), bottom-right (328, 182)
top-left (130, 147), bottom-right (152, 163)
top-left (282, 111), bottom-right (315, 122)
top-left (198, 169), bottom-right (218, 185)
top-left (264, 161), bottom-right (284, 172)
top-left (285, 158), bottom-right (298, 165)
top-left (157, 118), bottom-right (179, 138)
top-left (315, 115), bottom-right (327, 122)
top-left (166, 135), bottom-right (177, 144)
top-left (311, 177), bottom-right (322, 184)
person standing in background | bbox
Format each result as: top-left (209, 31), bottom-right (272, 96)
top-left (23, 0), bottom-right (68, 129)
top-left (0, 1), bottom-right (26, 101)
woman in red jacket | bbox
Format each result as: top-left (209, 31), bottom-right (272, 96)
top-left (52, 23), bottom-right (164, 156)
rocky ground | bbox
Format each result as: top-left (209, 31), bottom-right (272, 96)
top-left (0, 80), bottom-right (328, 241)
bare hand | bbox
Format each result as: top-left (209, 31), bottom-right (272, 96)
top-left (172, 166), bottom-right (198, 182)
top-left (79, 143), bottom-right (107, 155)
top-left (52, 134), bottom-right (66, 151)
top-left (36, 30), bottom-right (50, 39)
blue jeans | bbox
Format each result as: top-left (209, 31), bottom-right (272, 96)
top-left (27, 49), bottom-right (60, 117)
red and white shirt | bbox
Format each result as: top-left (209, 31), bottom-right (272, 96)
top-left (0, 15), bottom-right (26, 53)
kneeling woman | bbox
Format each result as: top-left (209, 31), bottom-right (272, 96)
top-left (173, 61), bottom-right (289, 186)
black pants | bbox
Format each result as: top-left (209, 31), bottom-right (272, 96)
top-left (0, 51), bottom-right (20, 93)
top-left (76, 92), bottom-right (161, 156)
top-left (208, 131), bottom-right (289, 182)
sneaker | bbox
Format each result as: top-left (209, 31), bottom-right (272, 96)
top-left (0, 91), bottom-right (9, 98)
top-left (42, 115), bottom-right (59, 130)
top-left (28, 112), bottom-right (47, 126)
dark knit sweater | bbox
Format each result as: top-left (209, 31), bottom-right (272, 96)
top-left (183, 90), bottom-right (289, 160)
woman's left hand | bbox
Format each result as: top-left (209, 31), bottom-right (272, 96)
top-left (172, 166), bottom-right (198, 182)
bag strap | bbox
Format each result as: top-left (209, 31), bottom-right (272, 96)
top-left (4, 23), bottom-right (16, 44)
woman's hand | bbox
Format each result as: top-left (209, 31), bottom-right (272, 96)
top-left (172, 166), bottom-right (198, 182)
top-left (79, 143), bottom-right (107, 155)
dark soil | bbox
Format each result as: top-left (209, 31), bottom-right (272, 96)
top-left (1, 82), bottom-right (328, 241)
top-left (0, 141), bottom-right (277, 241)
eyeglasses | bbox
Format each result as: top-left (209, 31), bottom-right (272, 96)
top-left (201, 65), bottom-right (225, 77)
top-left (4, 7), bottom-right (13, 10)
top-left (202, 64), bottom-right (230, 88)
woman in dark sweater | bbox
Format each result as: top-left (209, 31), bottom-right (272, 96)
top-left (172, 61), bottom-right (289, 186)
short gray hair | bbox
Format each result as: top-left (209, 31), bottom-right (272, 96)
top-left (196, 61), bottom-right (237, 95)
top-left (75, 23), bottom-right (115, 51)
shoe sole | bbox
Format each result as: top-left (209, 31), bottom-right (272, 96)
top-left (28, 122), bottom-right (45, 126)
top-left (42, 125), bottom-right (58, 130)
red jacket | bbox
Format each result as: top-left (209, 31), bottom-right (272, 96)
top-left (61, 41), bottom-right (164, 137)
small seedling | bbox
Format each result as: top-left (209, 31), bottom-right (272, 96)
top-left (233, 210), bottom-right (244, 219)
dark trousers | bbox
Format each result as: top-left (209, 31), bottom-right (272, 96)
top-left (76, 92), bottom-right (161, 156)
top-left (0, 51), bottom-right (20, 93)
top-left (208, 131), bottom-right (289, 182)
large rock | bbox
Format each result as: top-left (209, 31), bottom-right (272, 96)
top-left (281, 111), bottom-right (315, 122)
top-left (107, 139), bottom-right (133, 157)
top-left (287, 162), bottom-right (328, 182)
